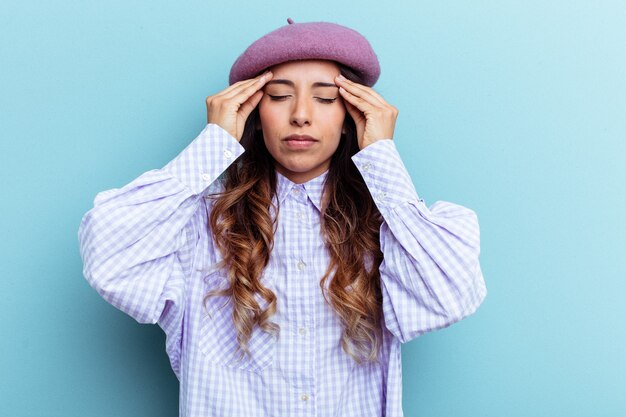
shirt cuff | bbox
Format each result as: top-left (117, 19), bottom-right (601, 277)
top-left (163, 123), bottom-right (245, 195)
top-left (351, 139), bottom-right (422, 212)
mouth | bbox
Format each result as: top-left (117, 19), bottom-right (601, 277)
top-left (283, 134), bottom-right (318, 149)
top-left (283, 134), bottom-right (318, 142)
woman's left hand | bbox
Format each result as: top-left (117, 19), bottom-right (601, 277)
top-left (335, 75), bottom-right (398, 150)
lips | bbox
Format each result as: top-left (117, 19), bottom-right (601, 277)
top-left (283, 134), bottom-right (318, 149)
top-left (283, 134), bottom-right (318, 142)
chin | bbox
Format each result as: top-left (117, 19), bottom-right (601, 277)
top-left (276, 161), bottom-right (322, 177)
top-left (280, 166), bottom-right (313, 176)
top-left (276, 158), bottom-right (313, 172)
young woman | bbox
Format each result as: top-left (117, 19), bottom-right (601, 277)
top-left (78, 19), bottom-right (487, 417)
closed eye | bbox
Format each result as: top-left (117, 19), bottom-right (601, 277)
top-left (268, 95), bottom-right (338, 104)
top-left (268, 95), bottom-right (290, 101)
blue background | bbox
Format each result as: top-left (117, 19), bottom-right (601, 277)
top-left (1, 1), bottom-right (624, 416)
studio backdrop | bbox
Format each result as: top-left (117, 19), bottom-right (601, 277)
top-left (1, 1), bottom-right (624, 416)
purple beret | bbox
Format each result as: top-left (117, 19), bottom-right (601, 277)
top-left (229, 18), bottom-right (381, 86)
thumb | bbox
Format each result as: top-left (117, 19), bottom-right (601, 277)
top-left (239, 90), bottom-right (264, 121)
top-left (344, 100), bottom-right (363, 123)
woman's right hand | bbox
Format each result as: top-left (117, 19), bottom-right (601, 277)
top-left (205, 71), bottom-right (273, 142)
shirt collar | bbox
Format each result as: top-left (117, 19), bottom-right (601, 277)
top-left (275, 169), bottom-right (328, 212)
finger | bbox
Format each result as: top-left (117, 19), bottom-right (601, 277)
top-left (336, 76), bottom-right (386, 103)
top-left (211, 72), bottom-right (270, 102)
top-left (211, 77), bottom-right (259, 100)
top-left (238, 90), bottom-right (264, 120)
top-left (335, 76), bottom-right (386, 106)
top-left (339, 86), bottom-right (374, 114)
top-left (220, 71), bottom-right (273, 101)
top-left (343, 99), bottom-right (363, 123)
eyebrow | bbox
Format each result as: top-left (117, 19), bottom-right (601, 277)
top-left (265, 79), bottom-right (337, 88)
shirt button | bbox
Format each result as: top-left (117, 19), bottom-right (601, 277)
top-left (297, 212), bottom-right (305, 221)
top-left (376, 192), bottom-right (386, 202)
top-left (292, 188), bottom-right (301, 196)
top-left (296, 260), bottom-right (306, 271)
top-left (363, 162), bottom-right (371, 172)
top-left (201, 173), bottom-right (211, 182)
top-left (301, 394), bottom-right (309, 402)
top-left (223, 149), bottom-right (233, 159)
top-left (299, 327), bottom-right (307, 335)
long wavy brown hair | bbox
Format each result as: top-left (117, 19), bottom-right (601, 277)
top-left (204, 63), bottom-right (384, 365)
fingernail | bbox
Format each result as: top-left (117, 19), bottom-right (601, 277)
top-left (337, 75), bottom-right (346, 81)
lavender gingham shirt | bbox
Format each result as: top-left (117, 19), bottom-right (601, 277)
top-left (78, 123), bottom-right (487, 417)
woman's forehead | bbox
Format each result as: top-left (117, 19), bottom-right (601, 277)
top-left (269, 60), bottom-right (340, 77)
top-left (265, 60), bottom-right (340, 87)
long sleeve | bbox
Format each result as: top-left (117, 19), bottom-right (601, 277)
top-left (352, 139), bottom-right (487, 343)
top-left (77, 124), bottom-right (244, 374)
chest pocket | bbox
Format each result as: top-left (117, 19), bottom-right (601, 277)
top-left (198, 269), bottom-right (279, 374)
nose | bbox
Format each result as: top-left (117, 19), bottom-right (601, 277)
top-left (290, 96), bottom-right (311, 127)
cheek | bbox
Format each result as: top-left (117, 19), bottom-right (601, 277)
top-left (325, 107), bottom-right (347, 132)
top-left (258, 104), bottom-right (278, 137)
top-left (259, 105), bottom-right (286, 133)
top-left (258, 101), bottom-right (270, 124)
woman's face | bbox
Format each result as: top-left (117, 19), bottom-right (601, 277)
top-left (258, 59), bottom-right (346, 184)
